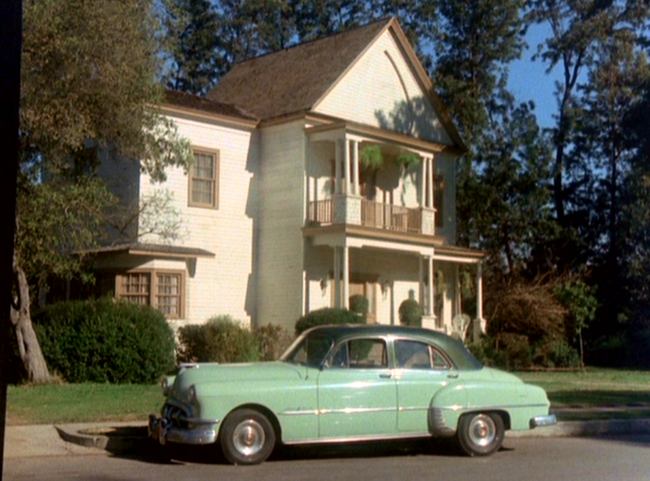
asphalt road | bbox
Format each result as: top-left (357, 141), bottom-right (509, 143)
top-left (4, 435), bottom-right (650, 481)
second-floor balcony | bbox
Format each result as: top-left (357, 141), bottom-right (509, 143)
top-left (307, 194), bottom-right (435, 236)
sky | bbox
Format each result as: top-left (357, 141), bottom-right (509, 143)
top-left (507, 23), bottom-right (561, 129)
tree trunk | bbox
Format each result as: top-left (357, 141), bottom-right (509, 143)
top-left (10, 254), bottom-right (50, 383)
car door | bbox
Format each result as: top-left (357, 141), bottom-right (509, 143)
top-left (393, 339), bottom-right (453, 433)
top-left (317, 337), bottom-right (398, 438)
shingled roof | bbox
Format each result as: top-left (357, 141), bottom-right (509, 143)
top-left (164, 89), bottom-right (258, 122)
top-left (207, 18), bottom-right (391, 120)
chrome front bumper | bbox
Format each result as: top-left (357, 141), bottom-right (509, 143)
top-left (148, 414), bottom-right (219, 445)
top-left (530, 414), bottom-right (557, 428)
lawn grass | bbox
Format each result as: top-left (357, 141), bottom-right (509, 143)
top-left (6, 368), bottom-right (650, 425)
top-left (515, 368), bottom-right (650, 408)
top-left (7, 383), bottom-right (163, 425)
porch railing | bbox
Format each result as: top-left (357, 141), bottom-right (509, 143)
top-left (308, 199), bottom-right (333, 225)
top-left (308, 197), bottom-right (423, 234)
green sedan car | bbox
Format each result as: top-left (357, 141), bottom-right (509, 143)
top-left (149, 324), bottom-right (556, 464)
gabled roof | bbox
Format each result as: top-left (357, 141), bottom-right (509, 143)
top-left (207, 18), bottom-right (391, 121)
top-left (164, 90), bottom-right (258, 122)
top-left (207, 17), bottom-right (465, 151)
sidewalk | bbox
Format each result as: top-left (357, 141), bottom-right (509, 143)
top-left (4, 416), bottom-right (650, 459)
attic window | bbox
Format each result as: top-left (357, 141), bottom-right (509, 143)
top-left (189, 149), bottom-right (219, 208)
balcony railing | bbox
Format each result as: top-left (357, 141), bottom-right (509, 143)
top-left (308, 197), bottom-right (432, 235)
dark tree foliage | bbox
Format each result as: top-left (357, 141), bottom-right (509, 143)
top-left (162, 0), bottom-right (221, 94)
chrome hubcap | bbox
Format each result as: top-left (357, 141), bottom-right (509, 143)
top-left (468, 414), bottom-right (496, 447)
top-left (232, 419), bottom-right (265, 456)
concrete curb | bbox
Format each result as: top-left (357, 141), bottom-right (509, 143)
top-left (507, 418), bottom-right (650, 438)
top-left (54, 422), bottom-right (149, 453)
top-left (51, 418), bottom-right (650, 453)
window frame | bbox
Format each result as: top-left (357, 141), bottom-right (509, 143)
top-left (392, 338), bottom-right (453, 371)
top-left (326, 337), bottom-right (388, 370)
top-left (115, 269), bottom-right (186, 319)
top-left (188, 147), bottom-right (219, 209)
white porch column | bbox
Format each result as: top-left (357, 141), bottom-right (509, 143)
top-left (454, 264), bottom-right (461, 317)
top-left (475, 262), bottom-right (486, 338)
top-left (420, 154), bottom-right (427, 207)
top-left (418, 256), bottom-right (424, 307)
top-left (427, 256), bottom-right (434, 318)
top-left (352, 139), bottom-right (359, 196)
top-left (343, 136), bottom-right (351, 194)
top-left (333, 247), bottom-right (341, 307)
top-left (427, 156), bottom-right (434, 209)
top-left (342, 245), bottom-right (350, 309)
top-left (335, 139), bottom-right (342, 194)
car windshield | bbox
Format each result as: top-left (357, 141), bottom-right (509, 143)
top-left (280, 332), bottom-right (334, 368)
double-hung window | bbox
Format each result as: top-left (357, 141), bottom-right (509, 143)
top-left (189, 149), bottom-right (219, 208)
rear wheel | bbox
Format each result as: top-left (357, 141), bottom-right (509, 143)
top-left (456, 412), bottom-right (504, 457)
top-left (220, 409), bottom-right (276, 465)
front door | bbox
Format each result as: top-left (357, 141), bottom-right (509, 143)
top-left (317, 337), bottom-right (397, 438)
top-left (349, 279), bottom-right (377, 323)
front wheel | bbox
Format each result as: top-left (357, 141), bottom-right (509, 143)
top-left (456, 412), bottom-right (504, 457)
top-left (220, 409), bottom-right (276, 465)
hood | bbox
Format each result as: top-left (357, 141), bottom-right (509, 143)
top-left (171, 361), bottom-right (304, 394)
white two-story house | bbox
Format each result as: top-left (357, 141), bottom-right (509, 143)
top-left (90, 17), bottom-right (486, 336)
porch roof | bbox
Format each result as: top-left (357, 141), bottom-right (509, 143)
top-left (433, 244), bottom-right (485, 263)
top-left (83, 242), bottom-right (215, 260)
top-left (304, 116), bottom-right (462, 156)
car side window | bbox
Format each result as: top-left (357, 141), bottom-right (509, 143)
top-left (329, 339), bottom-right (387, 369)
top-left (395, 340), bottom-right (450, 370)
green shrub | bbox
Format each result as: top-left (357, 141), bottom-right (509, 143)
top-left (534, 338), bottom-right (581, 368)
top-left (349, 295), bottom-right (369, 321)
top-left (177, 315), bottom-right (260, 363)
top-left (33, 298), bottom-right (176, 383)
top-left (254, 324), bottom-right (293, 361)
top-left (398, 299), bottom-right (422, 327)
top-left (295, 308), bottom-right (363, 335)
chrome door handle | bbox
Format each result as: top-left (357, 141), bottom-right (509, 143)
top-left (379, 373), bottom-right (392, 379)
top-left (447, 372), bottom-right (459, 379)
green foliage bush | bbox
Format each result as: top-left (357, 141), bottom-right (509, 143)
top-left (349, 295), bottom-right (369, 321)
top-left (177, 315), bottom-right (260, 363)
top-left (539, 339), bottom-right (581, 368)
top-left (469, 334), bottom-right (582, 369)
top-left (295, 308), bottom-right (364, 335)
top-left (254, 323), bottom-right (293, 361)
top-left (33, 298), bottom-right (176, 383)
top-left (398, 299), bottom-right (423, 327)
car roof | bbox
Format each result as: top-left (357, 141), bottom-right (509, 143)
top-left (301, 324), bottom-right (482, 370)
top-left (303, 323), bottom-right (453, 346)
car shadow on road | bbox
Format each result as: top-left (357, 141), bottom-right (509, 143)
top-left (105, 429), bottom-right (469, 466)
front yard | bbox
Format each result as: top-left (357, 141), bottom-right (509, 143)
top-left (6, 368), bottom-right (650, 425)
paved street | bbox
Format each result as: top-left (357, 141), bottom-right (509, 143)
top-left (4, 434), bottom-right (650, 481)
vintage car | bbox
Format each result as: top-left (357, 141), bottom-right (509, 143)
top-left (149, 324), bottom-right (556, 464)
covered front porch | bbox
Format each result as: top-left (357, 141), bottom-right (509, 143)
top-left (303, 230), bottom-right (485, 339)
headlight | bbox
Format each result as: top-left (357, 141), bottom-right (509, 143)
top-left (186, 384), bottom-right (197, 404)
top-left (161, 376), bottom-right (175, 396)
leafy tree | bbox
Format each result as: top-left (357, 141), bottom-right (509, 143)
top-left (161, 0), bottom-right (221, 94)
top-left (527, 0), bottom-right (648, 228)
top-left (14, 0), bottom-right (192, 382)
top-left (575, 33), bottom-right (650, 335)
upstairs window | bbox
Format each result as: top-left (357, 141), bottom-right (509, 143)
top-left (189, 149), bottom-right (219, 208)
